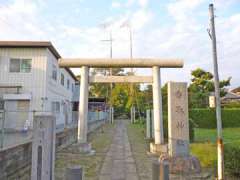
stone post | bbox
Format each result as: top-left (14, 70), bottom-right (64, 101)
top-left (152, 160), bottom-right (169, 180)
top-left (78, 66), bottom-right (89, 143)
top-left (131, 106), bottom-right (136, 123)
top-left (166, 82), bottom-right (201, 174)
top-left (111, 107), bottom-right (114, 124)
top-left (131, 107), bottom-right (133, 124)
top-left (133, 106), bottom-right (136, 123)
top-left (109, 107), bottom-right (111, 123)
top-left (152, 66), bottom-right (164, 144)
top-left (146, 109), bottom-right (151, 139)
top-left (168, 82), bottom-right (189, 156)
top-left (31, 114), bottom-right (56, 180)
top-left (151, 109), bottom-right (154, 139)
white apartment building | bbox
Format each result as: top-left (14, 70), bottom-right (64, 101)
top-left (0, 41), bottom-right (77, 131)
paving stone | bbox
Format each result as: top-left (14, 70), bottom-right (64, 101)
top-left (126, 173), bottom-right (138, 180)
top-left (126, 163), bottom-right (137, 173)
top-left (99, 120), bottom-right (139, 180)
top-left (99, 174), bottom-right (112, 180)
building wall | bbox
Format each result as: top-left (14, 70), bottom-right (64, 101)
top-left (0, 48), bottom-right (47, 111)
top-left (0, 48), bottom-right (76, 127)
top-left (0, 121), bottom-right (106, 180)
top-left (45, 49), bottom-right (75, 126)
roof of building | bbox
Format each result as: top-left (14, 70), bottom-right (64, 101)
top-left (0, 41), bottom-right (77, 81)
top-left (231, 87), bottom-right (240, 93)
top-left (222, 91), bottom-right (240, 100)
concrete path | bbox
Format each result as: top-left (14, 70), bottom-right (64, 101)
top-left (99, 120), bottom-right (139, 180)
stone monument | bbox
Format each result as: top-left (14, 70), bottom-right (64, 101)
top-left (160, 82), bottom-right (201, 174)
top-left (168, 82), bottom-right (189, 157)
top-left (31, 114), bottom-right (56, 180)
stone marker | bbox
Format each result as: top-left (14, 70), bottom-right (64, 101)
top-left (168, 82), bottom-right (189, 157)
top-left (162, 82), bottom-right (201, 174)
top-left (31, 114), bottom-right (56, 180)
top-left (66, 166), bottom-right (84, 180)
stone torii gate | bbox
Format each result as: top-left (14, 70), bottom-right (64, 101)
top-left (59, 58), bottom-right (183, 149)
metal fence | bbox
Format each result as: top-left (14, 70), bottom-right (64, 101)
top-left (0, 110), bottom-right (108, 150)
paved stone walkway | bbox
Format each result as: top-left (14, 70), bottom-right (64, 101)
top-left (99, 120), bottom-right (139, 180)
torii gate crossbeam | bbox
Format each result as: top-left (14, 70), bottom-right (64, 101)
top-left (59, 58), bottom-right (183, 68)
top-left (59, 58), bottom-right (183, 146)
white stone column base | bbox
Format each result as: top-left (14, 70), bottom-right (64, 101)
top-left (150, 142), bottom-right (168, 155)
top-left (72, 142), bottom-right (93, 154)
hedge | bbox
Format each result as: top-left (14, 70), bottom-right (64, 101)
top-left (225, 142), bottom-right (240, 177)
top-left (189, 108), bottom-right (240, 128)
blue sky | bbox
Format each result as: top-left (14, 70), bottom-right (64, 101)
top-left (0, 0), bottom-right (239, 88)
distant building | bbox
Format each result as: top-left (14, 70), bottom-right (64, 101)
top-left (231, 87), bottom-right (240, 96)
top-left (72, 82), bottom-right (107, 111)
top-left (0, 41), bottom-right (78, 131)
top-left (221, 90), bottom-right (240, 104)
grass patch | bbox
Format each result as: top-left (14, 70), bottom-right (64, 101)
top-left (191, 128), bottom-right (240, 169)
top-left (55, 123), bottom-right (114, 180)
top-left (190, 143), bottom-right (217, 168)
top-left (127, 122), bottom-right (153, 180)
top-left (194, 128), bottom-right (240, 144)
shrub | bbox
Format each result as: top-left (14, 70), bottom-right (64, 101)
top-left (225, 142), bottom-right (240, 177)
top-left (189, 108), bottom-right (240, 128)
top-left (223, 102), bottom-right (240, 108)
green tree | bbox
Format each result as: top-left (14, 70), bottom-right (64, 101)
top-left (189, 68), bottom-right (231, 108)
top-left (89, 68), bottom-right (124, 102)
top-left (110, 83), bottom-right (130, 115)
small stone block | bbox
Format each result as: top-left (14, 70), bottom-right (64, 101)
top-left (66, 166), bottom-right (84, 180)
top-left (74, 142), bottom-right (92, 153)
top-left (150, 143), bottom-right (168, 154)
top-left (160, 155), bottom-right (201, 174)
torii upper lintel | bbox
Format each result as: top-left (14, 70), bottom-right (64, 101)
top-left (58, 58), bottom-right (183, 68)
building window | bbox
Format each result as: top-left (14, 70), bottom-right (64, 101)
top-left (51, 101), bottom-right (60, 113)
top-left (72, 83), bottom-right (74, 92)
top-left (52, 65), bottom-right (57, 81)
top-left (67, 79), bottom-right (70, 89)
top-left (0, 100), bottom-right (4, 110)
top-left (10, 59), bottom-right (20, 72)
top-left (9, 58), bottom-right (32, 73)
top-left (61, 73), bottom-right (64, 86)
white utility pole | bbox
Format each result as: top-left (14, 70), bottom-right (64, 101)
top-left (121, 21), bottom-right (137, 123)
top-left (101, 29), bottom-right (114, 123)
top-left (209, 4), bottom-right (224, 180)
top-left (129, 24), bottom-right (133, 73)
top-left (128, 25), bottom-right (136, 123)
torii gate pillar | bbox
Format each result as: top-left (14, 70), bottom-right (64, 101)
top-left (78, 66), bottom-right (89, 143)
top-left (152, 66), bottom-right (164, 144)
